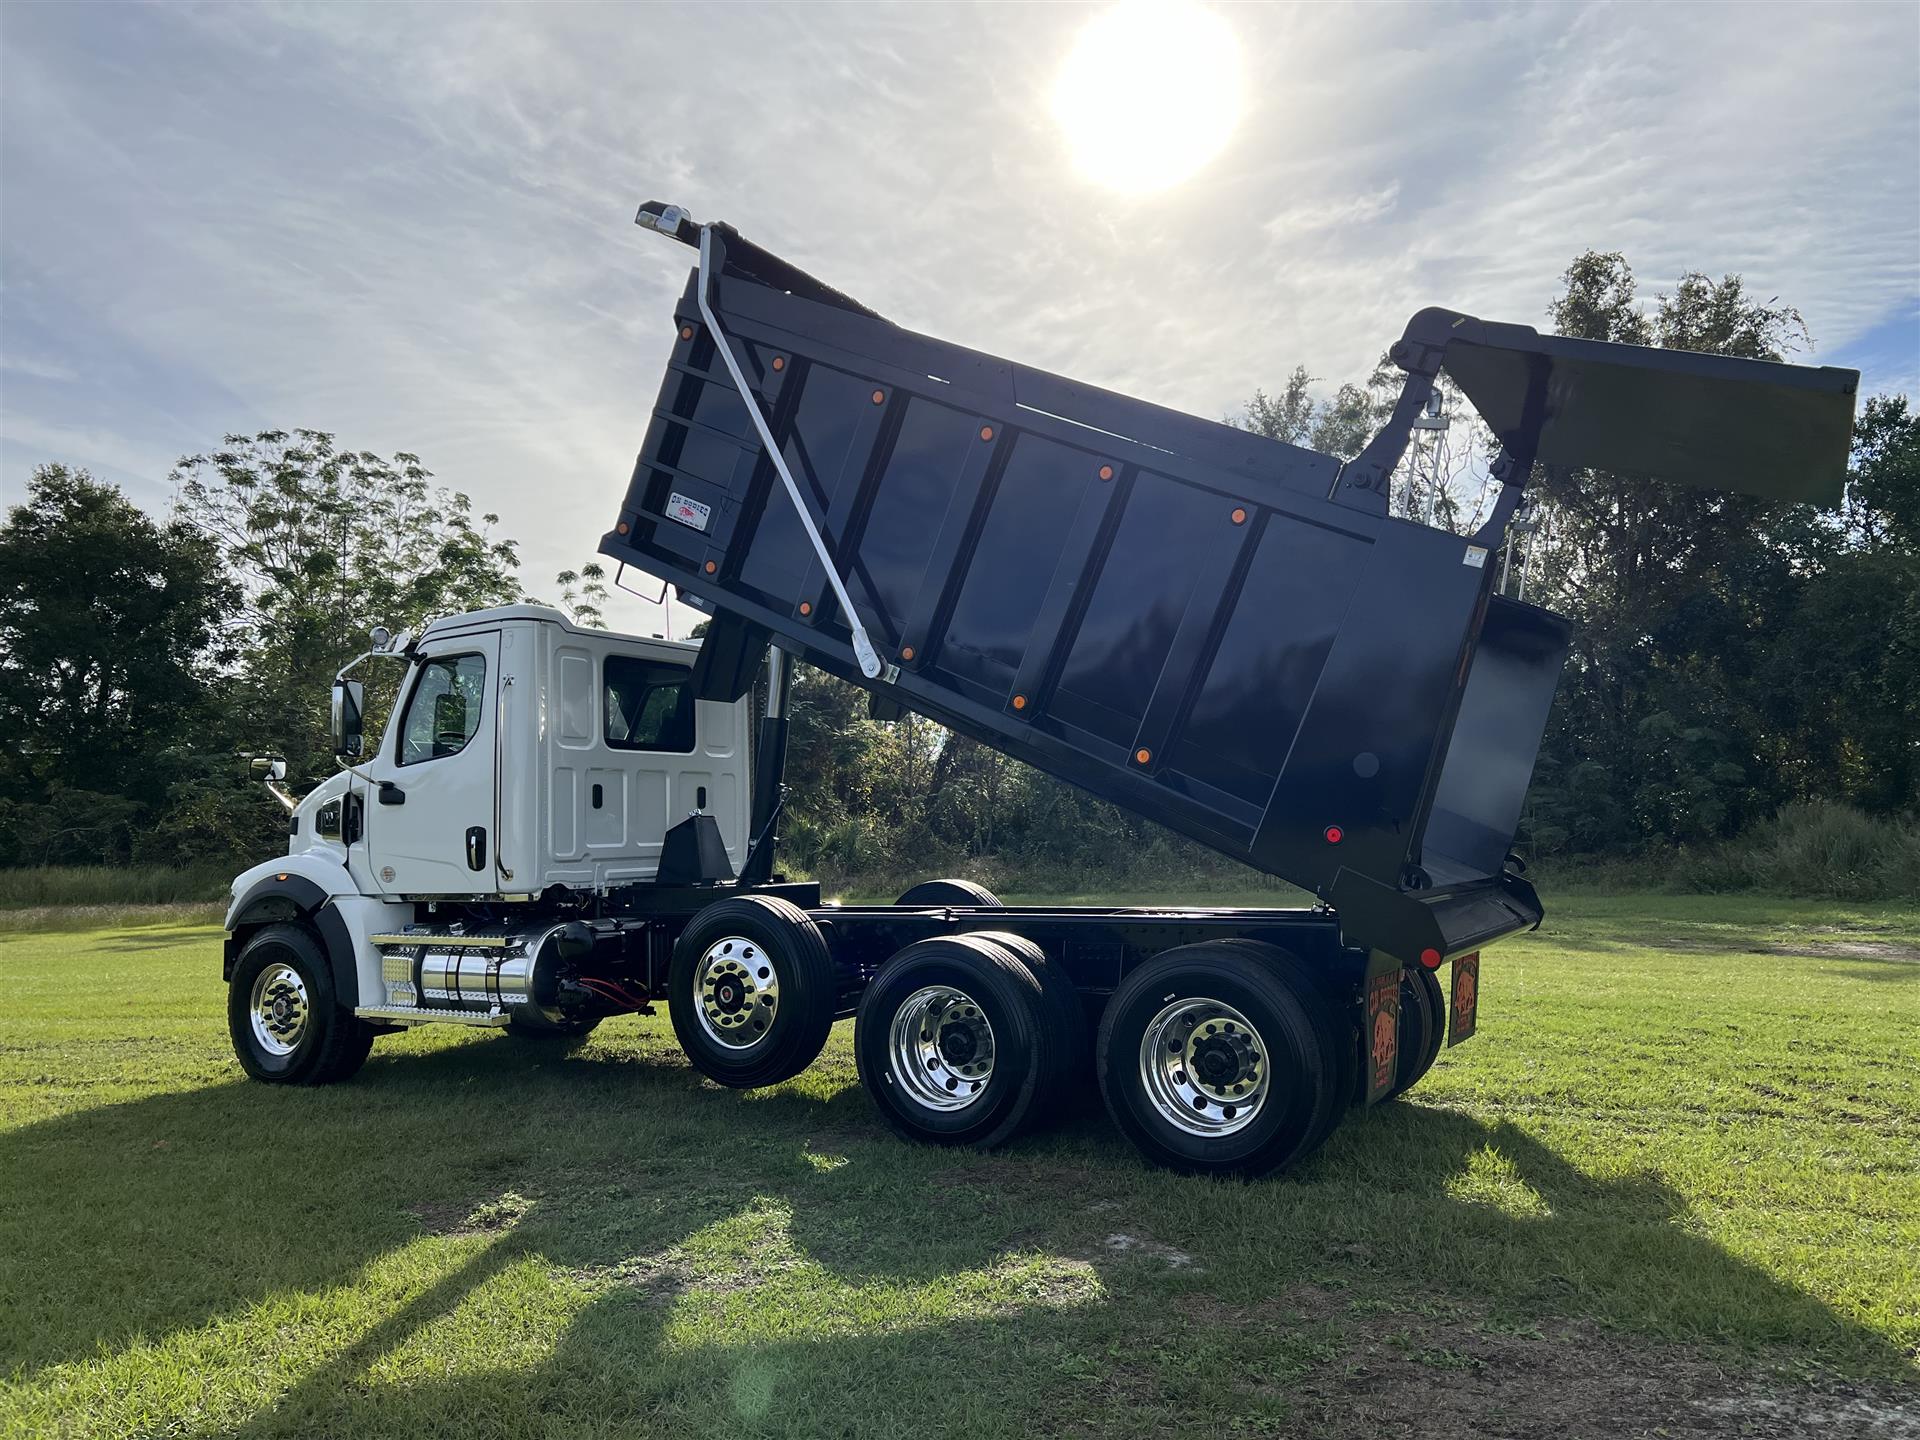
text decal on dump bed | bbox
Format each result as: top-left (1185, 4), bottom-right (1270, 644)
top-left (665, 492), bottom-right (712, 532)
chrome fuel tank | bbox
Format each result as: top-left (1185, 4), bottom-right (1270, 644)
top-left (372, 921), bottom-right (591, 1023)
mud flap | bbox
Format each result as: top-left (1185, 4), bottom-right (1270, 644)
top-left (1363, 949), bottom-right (1402, 1104)
top-left (1448, 951), bottom-right (1480, 1047)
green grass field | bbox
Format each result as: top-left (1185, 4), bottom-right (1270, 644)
top-left (2, 895), bottom-right (1915, 1438)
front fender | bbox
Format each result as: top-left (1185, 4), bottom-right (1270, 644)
top-left (223, 855), bottom-right (367, 1003)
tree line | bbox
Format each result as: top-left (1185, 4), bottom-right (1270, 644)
top-left (0, 251), bottom-right (1913, 881)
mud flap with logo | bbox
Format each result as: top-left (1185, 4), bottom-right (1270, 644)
top-left (1448, 951), bottom-right (1481, 1047)
top-left (1363, 949), bottom-right (1402, 1104)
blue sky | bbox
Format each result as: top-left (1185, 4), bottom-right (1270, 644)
top-left (2, 2), bottom-right (1915, 631)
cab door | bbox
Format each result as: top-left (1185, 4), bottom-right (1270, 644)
top-left (367, 634), bottom-right (500, 896)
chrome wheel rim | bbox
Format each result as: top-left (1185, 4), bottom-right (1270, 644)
top-left (888, 985), bottom-right (995, 1112)
top-left (249, 960), bottom-right (310, 1057)
top-left (694, 937), bottom-right (778, 1049)
top-left (1139, 997), bottom-right (1270, 1136)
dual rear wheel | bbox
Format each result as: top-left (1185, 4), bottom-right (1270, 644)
top-left (1097, 941), bottom-right (1353, 1177)
top-left (855, 934), bottom-right (1353, 1178)
top-left (854, 931), bottom-right (1083, 1149)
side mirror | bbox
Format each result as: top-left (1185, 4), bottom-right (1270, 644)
top-left (249, 756), bottom-right (288, 782)
top-left (331, 679), bottom-right (366, 758)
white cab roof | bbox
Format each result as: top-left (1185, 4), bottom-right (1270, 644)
top-left (418, 604), bottom-right (699, 654)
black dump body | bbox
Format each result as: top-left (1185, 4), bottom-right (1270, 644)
top-left (601, 208), bottom-right (1857, 963)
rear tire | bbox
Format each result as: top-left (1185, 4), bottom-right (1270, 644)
top-left (669, 895), bottom-right (837, 1089)
top-left (1383, 964), bottom-right (1445, 1101)
top-left (970, 930), bottom-right (1088, 1123)
top-left (855, 934), bottom-right (1060, 1149)
top-left (228, 923), bottom-right (376, 1086)
top-left (894, 878), bottom-right (1003, 908)
top-left (1097, 941), bottom-right (1338, 1178)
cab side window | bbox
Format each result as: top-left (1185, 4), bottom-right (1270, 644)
top-left (397, 653), bottom-right (487, 765)
top-left (605, 657), bottom-right (695, 753)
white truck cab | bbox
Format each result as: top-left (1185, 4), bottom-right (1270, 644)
top-left (287, 605), bottom-right (751, 898)
top-left (224, 605), bottom-right (771, 1068)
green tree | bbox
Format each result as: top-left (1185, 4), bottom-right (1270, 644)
top-left (553, 563), bottom-right (610, 628)
top-left (1760, 396), bottom-right (1920, 813)
top-left (171, 430), bottom-right (521, 784)
top-left (0, 465), bottom-right (236, 864)
top-left (1512, 253), bottom-right (1904, 852)
top-left (1235, 361), bottom-right (1483, 532)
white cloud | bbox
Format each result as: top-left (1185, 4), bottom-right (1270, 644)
top-left (0, 416), bottom-right (179, 504)
top-left (1, 0), bottom-right (1914, 627)
top-left (0, 354), bottom-right (78, 383)
top-left (1263, 183), bottom-right (1401, 244)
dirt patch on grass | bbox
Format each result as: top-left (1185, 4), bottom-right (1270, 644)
top-left (1177, 1283), bottom-right (1345, 1326)
top-left (1100, 1231), bottom-right (1196, 1268)
top-left (1757, 940), bottom-right (1920, 963)
top-left (1638, 934), bottom-right (1920, 963)
top-left (1279, 1311), bottom-right (1919, 1439)
top-left (409, 1188), bottom-right (535, 1238)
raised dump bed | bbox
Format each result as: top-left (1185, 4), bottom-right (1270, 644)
top-left (600, 205), bottom-right (1858, 965)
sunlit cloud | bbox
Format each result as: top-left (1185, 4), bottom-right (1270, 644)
top-left (1052, 1), bottom-right (1245, 193)
top-left (0, 3), bottom-right (1913, 633)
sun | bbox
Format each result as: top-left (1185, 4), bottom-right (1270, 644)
top-left (1051, 0), bottom-right (1245, 193)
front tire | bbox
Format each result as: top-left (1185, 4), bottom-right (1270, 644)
top-left (669, 895), bottom-right (838, 1089)
top-left (1096, 941), bottom-right (1338, 1178)
top-left (228, 923), bottom-right (376, 1085)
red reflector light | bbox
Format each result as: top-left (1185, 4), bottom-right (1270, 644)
top-left (1419, 947), bottom-right (1442, 969)
top-left (1323, 825), bottom-right (1344, 844)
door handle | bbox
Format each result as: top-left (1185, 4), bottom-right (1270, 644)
top-left (466, 826), bottom-right (487, 871)
top-left (378, 781), bottom-right (406, 806)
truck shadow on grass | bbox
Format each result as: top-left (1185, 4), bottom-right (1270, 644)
top-left (4, 1035), bottom-right (1911, 1436)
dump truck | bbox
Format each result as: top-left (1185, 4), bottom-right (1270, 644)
top-left (223, 204), bottom-right (1857, 1177)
